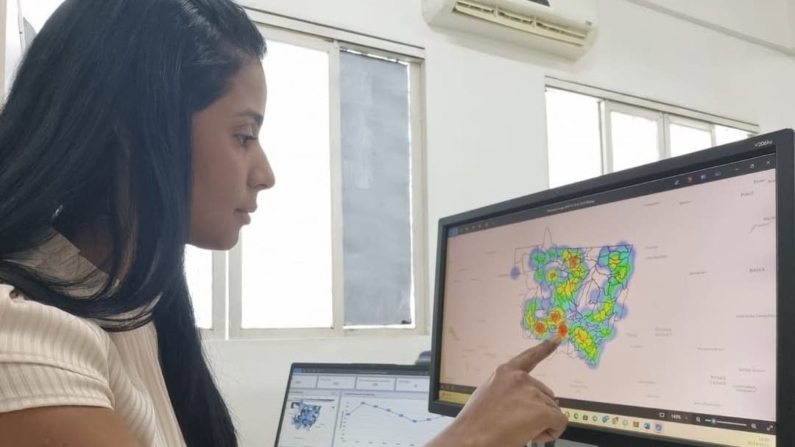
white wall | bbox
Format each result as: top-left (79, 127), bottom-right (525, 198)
top-left (215, 1), bottom-right (795, 446)
top-left (0, 0), bottom-right (6, 94)
top-left (628, 0), bottom-right (792, 50)
top-left (4, 0), bottom-right (19, 88)
top-left (790, 0), bottom-right (795, 47)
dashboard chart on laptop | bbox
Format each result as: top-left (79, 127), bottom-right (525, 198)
top-left (276, 365), bottom-right (452, 447)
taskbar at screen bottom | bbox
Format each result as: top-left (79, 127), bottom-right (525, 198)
top-left (437, 389), bottom-right (776, 447)
top-left (561, 408), bottom-right (775, 447)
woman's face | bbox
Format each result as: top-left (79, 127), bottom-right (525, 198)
top-left (189, 61), bottom-right (274, 250)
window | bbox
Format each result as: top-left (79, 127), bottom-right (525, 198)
top-left (185, 246), bottom-right (213, 329)
top-left (545, 82), bottom-right (757, 188)
top-left (715, 125), bottom-right (753, 146)
top-left (220, 22), bottom-right (425, 338)
top-left (669, 118), bottom-right (713, 157)
top-left (241, 39), bottom-right (333, 330)
top-left (546, 89), bottom-right (602, 187)
top-left (10, 7), bottom-right (426, 338)
top-left (609, 108), bottom-right (662, 172)
top-left (338, 51), bottom-right (415, 327)
top-left (192, 25), bottom-right (425, 338)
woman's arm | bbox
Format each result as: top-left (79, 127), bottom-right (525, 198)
top-left (0, 406), bottom-right (144, 447)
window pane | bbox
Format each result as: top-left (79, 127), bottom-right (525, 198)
top-left (715, 125), bottom-right (752, 146)
top-left (339, 51), bottom-right (412, 327)
top-left (610, 111), bottom-right (661, 172)
top-left (545, 89), bottom-right (603, 188)
top-left (185, 246), bottom-right (212, 329)
top-left (241, 40), bottom-right (332, 329)
top-left (670, 122), bottom-right (712, 157)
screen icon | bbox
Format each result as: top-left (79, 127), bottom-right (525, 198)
top-left (659, 412), bottom-right (666, 418)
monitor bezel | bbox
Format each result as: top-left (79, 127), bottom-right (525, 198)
top-left (274, 362), bottom-right (432, 447)
top-left (428, 129), bottom-right (795, 447)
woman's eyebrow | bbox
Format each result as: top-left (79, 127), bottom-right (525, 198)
top-left (235, 109), bottom-right (264, 127)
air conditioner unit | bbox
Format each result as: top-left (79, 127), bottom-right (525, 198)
top-left (422, 0), bottom-right (598, 59)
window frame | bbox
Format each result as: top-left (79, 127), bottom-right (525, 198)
top-left (546, 77), bottom-right (759, 182)
top-left (200, 10), bottom-right (428, 340)
top-left (198, 251), bottom-right (228, 341)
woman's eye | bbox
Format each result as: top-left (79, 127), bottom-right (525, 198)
top-left (236, 135), bottom-right (256, 147)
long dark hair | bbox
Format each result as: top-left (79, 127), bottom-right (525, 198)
top-left (0, 0), bottom-right (266, 445)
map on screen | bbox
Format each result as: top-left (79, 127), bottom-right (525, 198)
top-left (437, 154), bottom-right (777, 447)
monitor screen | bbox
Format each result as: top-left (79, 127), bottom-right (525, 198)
top-left (275, 364), bottom-right (453, 447)
top-left (435, 153), bottom-right (777, 447)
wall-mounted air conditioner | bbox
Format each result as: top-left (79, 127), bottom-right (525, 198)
top-left (422, 0), bottom-right (598, 59)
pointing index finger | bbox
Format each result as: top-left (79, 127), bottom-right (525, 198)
top-left (508, 336), bottom-right (562, 372)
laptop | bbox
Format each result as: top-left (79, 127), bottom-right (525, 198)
top-left (274, 363), bottom-right (453, 447)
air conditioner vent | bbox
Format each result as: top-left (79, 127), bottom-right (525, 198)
top-left (454, 0), bottom-right (587, 46)
top-left (424, 0), bottom-right (598, 59)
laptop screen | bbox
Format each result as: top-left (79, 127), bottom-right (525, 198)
top-left (275, 364), bottom-right (453, 447)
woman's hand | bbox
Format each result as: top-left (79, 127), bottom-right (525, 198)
top-left (431, 337), bottom-right (567, 447)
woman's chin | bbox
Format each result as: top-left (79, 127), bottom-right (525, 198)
top-left (188, 229), bottom-right (240, 252)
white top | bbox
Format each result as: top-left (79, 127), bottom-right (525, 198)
top-left (0, 233), bottom-right (187, 446)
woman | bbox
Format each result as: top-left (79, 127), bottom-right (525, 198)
top-left (0, 1), bottom-right (567, 446)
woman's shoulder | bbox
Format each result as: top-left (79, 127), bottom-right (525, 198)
top-left (0, 282), bottom-right (111, 368)
top-left (0, 282), bottom-right (117, 413)
top-left (0, 232), bottom-right (114, 345)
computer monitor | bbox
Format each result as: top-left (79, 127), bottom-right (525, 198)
top-left (429, 129), bottom-right (795, 447)
top-left (275, 363), bottom-right (453, 447)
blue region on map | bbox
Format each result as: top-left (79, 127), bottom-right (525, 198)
top-left (291, 402), bottom-right (322, 431)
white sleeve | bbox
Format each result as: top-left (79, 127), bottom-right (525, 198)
top-left (0, 284), bottom-right (114, 412)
